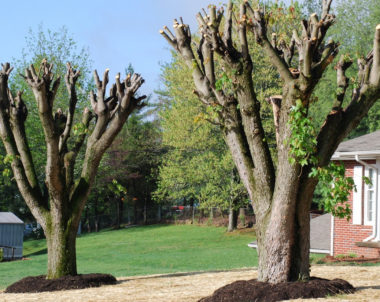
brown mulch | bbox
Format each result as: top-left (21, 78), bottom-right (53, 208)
top-left (5, 273), bottom-right (117, 293)
top-left (322, 255), bottom-right (380, 263)
top-left (198, 277), bottom-right (355, 302)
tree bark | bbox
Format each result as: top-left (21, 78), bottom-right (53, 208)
top-left (227, 201), bottom-right (238, 232)
top-left (45, 215), bottom-right (78, 278)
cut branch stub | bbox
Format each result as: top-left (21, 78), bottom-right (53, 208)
top-left (90, 70), bottom-right (145, 117)
top-left (23, 61), bottom-right (61, 112)
top-left (333, 55), bottom-right (353, 110)
top-left (9, 91), bottom-right (28, 122)
top-left (65, 62), bottom-right (80, 87)
top-left (0, 63), bottom-right (13, 108)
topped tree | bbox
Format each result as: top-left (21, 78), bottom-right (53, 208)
top-left (0, 60), bottom-right (145, 278)
top-left (160, 0), bottom-right (380, 283)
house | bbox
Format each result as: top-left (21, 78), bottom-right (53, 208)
top-left (0, 212), bottom-right (24, 260)
top-left (331, 130), bottom-right (380, 258)
top-left (249, 131), bottom-right (380, 258)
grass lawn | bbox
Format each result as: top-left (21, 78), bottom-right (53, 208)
top-left (0, 224), bottom-right (258, 289)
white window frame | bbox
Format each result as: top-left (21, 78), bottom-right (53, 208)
top-left (364, 166), bottom-right (376, 226)
top-left (352, 166), bottom-right (363, 225)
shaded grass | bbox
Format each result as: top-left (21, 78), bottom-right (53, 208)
top-left (0, 224), bottom-right (257, 289)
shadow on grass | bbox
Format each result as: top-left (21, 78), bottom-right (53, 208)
top-left (116, 267), bottom-right (257, 285)
top-left (23, 248), bottom-right (47, 257)
top-left (88, 224), bottom-right (171, 235)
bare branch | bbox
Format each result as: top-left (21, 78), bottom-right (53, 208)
top-left (238, 3), bottom-right (249, 58)
top-left (266, 95), bottom-right (282, 145)
top-left (333, 55), bottom-right (353, 110)
top-left (370, 24), bottom-right (380, 85)
top-left (0, 64), bottom-right (47, 218)
top-left (224, 0), bottom-right (233, 49)
top-left (59, 62), bottom-right (80, 153)
top-left (24, 61), bottom-right (63, 194)
top-left (321, 0), bottom-right (333, 20)
top-left (245, 4), bottom-right (293, 82)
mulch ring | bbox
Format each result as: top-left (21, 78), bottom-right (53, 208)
top-left (5, 273), bottom-right (116, 293)
top-left (199, 277), bottom-right (355, 302)
top-left (322, 255), bottom-right (380, 263)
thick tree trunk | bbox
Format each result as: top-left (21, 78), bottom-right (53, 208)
top-left (256, 209), bottom-right (311, 283)
top-left (45, 220), bottom-right (78, 279)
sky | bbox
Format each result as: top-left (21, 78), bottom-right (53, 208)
top-left (1, 0), bottom-right (234, 98)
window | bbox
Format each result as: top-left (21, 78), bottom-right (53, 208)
top-left (364, 168), bottom-right (376, 225)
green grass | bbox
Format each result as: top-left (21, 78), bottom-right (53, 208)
top-left (0, 224), bottom-right (257, 289)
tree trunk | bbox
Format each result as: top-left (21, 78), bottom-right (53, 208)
top-left (45, 220), bottom-right (78, 278)
top-left (227, 199), bottom-right (238, 232)
top-left (95, 218), bottom-right (99, 232)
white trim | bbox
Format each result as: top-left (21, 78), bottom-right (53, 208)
top-left (373, 158), bottom-right (380, 242)
top-left (247, 243), bottom-right (330, 254)
top-left (353, 166), bottom-right (363, 225)
top-left (310, 248), bottom-right (330, 254)
top-left (332, 150), bottom-right (380, 160)
top-left (364, 166), bottom-right (376, 226)
top-left (354, 155), bottom-right (378, 242)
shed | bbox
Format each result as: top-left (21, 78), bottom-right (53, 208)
top-left (0, 212), bottom-right (24, 260)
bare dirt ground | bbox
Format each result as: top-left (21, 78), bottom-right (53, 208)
top-left (0, 266), bottom-right (379, 302)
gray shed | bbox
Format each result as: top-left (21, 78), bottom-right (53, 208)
top-left (0, 212), bottom-right (24, 260)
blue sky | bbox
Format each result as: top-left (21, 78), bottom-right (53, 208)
top-left (1, 0), bottom-right (233, 97)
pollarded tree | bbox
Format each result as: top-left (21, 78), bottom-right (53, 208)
top-left (160, 0), bottom-right (380, 282)
top-left (0, 61), bottom-right (145, 278)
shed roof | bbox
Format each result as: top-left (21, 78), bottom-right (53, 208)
top-left (0, 212), bottom-right (24, 224)
top-left (332, 130), bottom-right (380, 159)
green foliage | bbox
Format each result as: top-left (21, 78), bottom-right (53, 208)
top-left (155, 53), bottom-right (247, 210)
top-left (0, 248), bottom-right (3, 262)
top-left (108, 179), bottom-right (127, 197)
top-left (73, 122), bottom-right (89, 136)
top-left (288, 100), bottom-right (318, 166)
top-left (288, 102), bottom-right (354, 219)
top-left (310, 163), bottom-right (354, 219)
top-left (215, 72), bottom-right (233, 92)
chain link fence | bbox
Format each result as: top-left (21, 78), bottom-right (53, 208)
top-left (80, 205), bottom-right (255, 233)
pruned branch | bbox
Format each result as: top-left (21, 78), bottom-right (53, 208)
top-left (74, 69), bottom-right (145, 212)
top-left (0, 63), bottom-right (47, 221)
top-left (64, 107), bottom-right (93, 190)
top-left (59, 62), bottom-right (80, 153)
top-left (332, 55), bottom-right (353, 110)
top-left (316, 25), bottom-right (380, 166)
top-left (224, 0), bottom-right (234, 49)
top-left (266, 95), bottom-right (282, 145)
top-left (369, 24), bottom-right (380, 85)
top-left (238, 3), bottom-right (249, 58)
top-left (23, 60), bottom-right (63, 194)
top-left (9, 91), bottom-right (40, 189)
top-left (245, 4), bottom-right (293, 83)
top-left (160, 19), bottom-right (214, 103)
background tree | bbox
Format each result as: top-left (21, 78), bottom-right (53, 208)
top-left (161, 0), bottom-right (380, 283)
top-left (155, 53), bottom-right (247, 231)
top-left (0, 60), bottom-right (145, 279)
